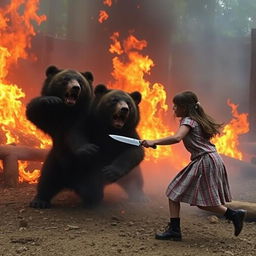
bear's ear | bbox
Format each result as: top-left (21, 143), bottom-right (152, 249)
top-left (130, 91), bottom-right (142, 105)
top-left (94, 84), bottom-right (108, 96)
top-left (81, 71), bottom-right (94, 84)
top-left (45, 65), bottom-right (60, 77)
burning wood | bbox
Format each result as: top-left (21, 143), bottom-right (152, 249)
top-left (0, 145), bottom-right (48, 187)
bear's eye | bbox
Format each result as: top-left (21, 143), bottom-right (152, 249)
top-left (111, 97), bottom-right (119, 104)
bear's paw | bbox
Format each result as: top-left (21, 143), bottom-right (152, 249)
top-left (29, 197), bottom-right (51, 209)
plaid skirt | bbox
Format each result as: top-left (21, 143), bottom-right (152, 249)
top-left (166, 152), bottom-right (232, 206)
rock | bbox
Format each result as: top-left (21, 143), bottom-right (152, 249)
top-left (111, 216), bottom-right (121, 221)
top-left (19, 219), bottom-right (28, 228)
top-left (128, 221), bottom-right (134, 226)
top-left (207, 215), bottom-right (219, 224)
top-left (224, 251), bottom-right (234, 255)
top-left (65, 225), bottom-right (80, 230)
top-left (16, 246), bottom-right (28, 254)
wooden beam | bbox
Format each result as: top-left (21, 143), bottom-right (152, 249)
top-left (249, 29), bottom-right (256, 141)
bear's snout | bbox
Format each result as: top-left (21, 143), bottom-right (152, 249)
top-left (120, 107), bottom-right (129, 114)
top-left (112, 101), bottom-right (130, 129)
top-left (71, 85), bottom-right (80, 91)
top-left (64, 80), bottom-right (81, 105)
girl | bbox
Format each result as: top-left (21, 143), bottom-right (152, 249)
top-left (141, 91), bottom-right (246, 241)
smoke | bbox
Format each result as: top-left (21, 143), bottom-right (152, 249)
top-left (7, 0), bottom-right (254, 119)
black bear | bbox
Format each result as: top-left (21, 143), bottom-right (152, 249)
top-left (26, 66), bottom-right (98, 208)
top-left (88, 84), bottom-right (146, 203)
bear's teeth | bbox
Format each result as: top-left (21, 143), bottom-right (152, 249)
top-left (66, 98), bottom-right (76, 105)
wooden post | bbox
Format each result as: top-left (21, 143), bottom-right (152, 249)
top-left (249, 29), bottom-right (256, 141)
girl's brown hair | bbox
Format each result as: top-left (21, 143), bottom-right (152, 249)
top-left (173, 91), bottom-right (223, 139)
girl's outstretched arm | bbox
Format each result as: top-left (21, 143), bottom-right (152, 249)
top-left (141, 125), bottom-right (190, 147)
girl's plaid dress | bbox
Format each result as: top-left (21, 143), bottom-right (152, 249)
top-left (166, 117), bottom-right (232, 206)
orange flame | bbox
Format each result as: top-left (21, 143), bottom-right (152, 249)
top-left (108, 32), bottom-right (250, 163)
top-left (98, 10), bottom-right (109, 23)
top-left (0, 1), bottom-right (250, 186)
top-left (0, 0), bottom-right (49, 183)
top-left (0, 0), bottom-right (46, 76)
top-left (103, 0), bottom-right (112, 7)
top-left (108, 32), bottom-right (173, 161)
top-left (212, 100), bottom-right (249, 160)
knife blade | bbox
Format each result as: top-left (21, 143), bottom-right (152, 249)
top-left (109, 134), bottom-right (156, 149)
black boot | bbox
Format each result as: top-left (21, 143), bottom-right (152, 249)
top-left (224, 208), bottom-right (247, 236)
top-left (155, 218), bottom-right (182, 241)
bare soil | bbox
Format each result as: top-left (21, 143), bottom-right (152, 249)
top-left (0, 178), bottom-right (255, 256)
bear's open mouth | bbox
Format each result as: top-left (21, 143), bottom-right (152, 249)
top-left (64, 91), bottom-right (80, 105)
top-left (112, 111), bottom-right (129, 129)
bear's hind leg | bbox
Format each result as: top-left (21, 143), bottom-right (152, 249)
top-left (30, 156), bottom-right (64, 209)
top-left (74, 175), bottom-right (104, 208)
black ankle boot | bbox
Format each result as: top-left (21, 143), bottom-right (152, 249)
top-left (224, 208), bottom-right (247, 236)
top-left (155, 218), bottom-right (182, 241)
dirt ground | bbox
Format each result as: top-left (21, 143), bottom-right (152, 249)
top-left (0, 175), bottom-right (255, 256)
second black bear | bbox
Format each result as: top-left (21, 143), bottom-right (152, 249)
top-left (88, 84), bottom-right (146, 203)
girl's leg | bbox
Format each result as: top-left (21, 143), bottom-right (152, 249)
top-left (169, 199), bottom-right (180, 217)
top-left (155, 199), bottom-right (182, 241)
top-left (198, 205), bottom-right (247, 236)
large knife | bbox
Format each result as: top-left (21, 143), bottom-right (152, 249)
top-left (109, 134), bottom-right (157, 149)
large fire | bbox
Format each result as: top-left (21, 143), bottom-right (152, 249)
top-left (0, 1), bottom-right (250, 184)
top-left (107, 32), bottom-right (250, 163)
top-left (108, 32), bottom-right (173, 160)
top-left (0, 0), bottom-right (49, 183)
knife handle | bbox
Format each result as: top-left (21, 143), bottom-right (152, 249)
top-left (140, 140), bottom-right (157, 149)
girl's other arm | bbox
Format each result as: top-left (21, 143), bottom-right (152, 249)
top-left (141, 125), bottom-right (190, 147)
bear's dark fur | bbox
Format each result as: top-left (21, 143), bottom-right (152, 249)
top-left (26, 66), bottom-right (98, 208)
top-left (88, 84), bottom-right (146, 203)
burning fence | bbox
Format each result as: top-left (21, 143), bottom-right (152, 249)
top-left (0, 0), bottom-right (250, 184)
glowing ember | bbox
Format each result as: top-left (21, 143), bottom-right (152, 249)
top-left (212, 100), bottom-right (249, 160)
top-left (98, 10), bottom-right (109, 23)
top-left (0, 0), bottom-right (49, 183)
top-left (108, 32), bottom-right (173, 161)
top-left (103, 0), bottom-right (112, 7)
